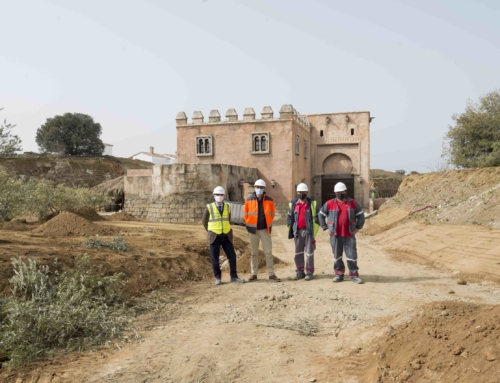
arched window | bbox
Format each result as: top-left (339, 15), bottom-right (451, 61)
top-left (251, 132), bottom-right (270, 154)
top-left (195, 135), bottom-right (213, 156)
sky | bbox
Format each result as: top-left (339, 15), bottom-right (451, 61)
top-left (1, 0), bottom-right (499, 172)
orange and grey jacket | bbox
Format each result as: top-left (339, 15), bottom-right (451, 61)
top-left (243, 192), bottom-right (275, 234)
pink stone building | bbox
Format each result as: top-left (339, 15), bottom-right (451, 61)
top-left (176, 105), bottom-right (372, 212)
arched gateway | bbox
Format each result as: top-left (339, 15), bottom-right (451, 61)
top-left (321, 153), bottom-right (355, 205)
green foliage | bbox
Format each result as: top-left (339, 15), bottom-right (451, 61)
top-left (0, 108), bottom-right (22, 155)
top-left (0, 171), bottom-right (108, 222)
top-left (0, 256), bottom-right (132, 366)
top-left (395, 169), bottom-right (406, 175)
top-left (445, 89), bottom-right (500, 168)
top-left (0, 172), bottom-right (24, 221)
top-left (35, 113), bottom-right (104, 156)
top-left (82, 236), bottom-right (129, 252)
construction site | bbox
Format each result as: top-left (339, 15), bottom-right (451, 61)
top-left (0, 154), bottom-right (499, 383)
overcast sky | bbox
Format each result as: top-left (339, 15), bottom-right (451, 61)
top-left (1, 0), bottom-right (499, 172)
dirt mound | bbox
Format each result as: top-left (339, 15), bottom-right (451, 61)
top-left (366, 301), bottom-right (500, 382)
top-left (75, 207), bottom-right (106, 222)
top-left (361, 207), bottom-right (411, 235)
top-left (0, 219), bottom-right (38, 232)
top-left (33, 212), bottom-right (114, 237)
top-left (382, 167), bottom-right (500, 229)
top-left (108, 212), bottom-right (140, 221)
top-left (374, 220), bottom-right (500, 280)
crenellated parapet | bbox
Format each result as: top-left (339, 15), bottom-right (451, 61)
top-left (175, 104), bottom-right (311, 131)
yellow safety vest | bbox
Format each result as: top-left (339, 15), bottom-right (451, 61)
top-left (207, 202), bottom-right (231, 234)
top-left (288, 200), bottom-right (319, 237)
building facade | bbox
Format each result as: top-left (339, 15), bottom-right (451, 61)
top-left (176, 104), bottom-right (371, 213)
top-left (130, 146), bottom-right (177, 165)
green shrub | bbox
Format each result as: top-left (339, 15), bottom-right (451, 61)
top-left (82, 236), bottom-right (129, 252)
top-left (0, 171), bottom-right (109, 222)
top-left (0, 256), bottom-right (132, 366)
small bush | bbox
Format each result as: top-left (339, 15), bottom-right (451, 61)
top-left (0, 171), bottom-right (109, 222)
top-left (0, 256), bottom-right (132, 366)
top-left (395, 169), bottom-right (406, 175)
top-left (82, 236), bottom-right (129, 252)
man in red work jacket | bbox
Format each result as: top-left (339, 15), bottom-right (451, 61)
top-left (318, 182), bottom-right (366, 284)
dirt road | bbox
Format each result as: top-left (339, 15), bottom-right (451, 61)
top-left (4, 222), bottom-right (500, 383)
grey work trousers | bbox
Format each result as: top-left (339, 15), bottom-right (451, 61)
top-left (329, 235), bottom-right (359, 276)
top-left (294, 229), bottom-right (315, 275)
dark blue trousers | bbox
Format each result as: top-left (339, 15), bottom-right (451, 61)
top-left (210, 235), bottom-right (238, 279)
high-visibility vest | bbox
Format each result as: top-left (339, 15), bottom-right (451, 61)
top-left (288, 199), bottom-right (319, 237)
top-left (243, 195), bottom-right (275, 234)
top-left (207, 202), bottom-right (231, 234)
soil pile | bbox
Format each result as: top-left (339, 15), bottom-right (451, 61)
top-left (362, 207), bottom-right (411, 235)
top-left (75, 207), bottom-right (106, 222)
top-left (366, 301), bottom-right (500, 382)
top-left (108, 212), bottom-right (140, 221)
top-left (381, 167), bottom-right (500, 229)
top-left (0, 219), bottom-right (37, 232)
top-left (33, 212), bottom-right (114, 237)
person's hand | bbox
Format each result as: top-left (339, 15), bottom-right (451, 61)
top-left (328, 230), bottom-right (335, 237)
top-left (353, 228), bottom-right (359, 235)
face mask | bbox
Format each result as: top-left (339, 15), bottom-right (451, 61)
top-left (299, 193), bottom-right (307, 200)
top-left (214, 196), bottom-right (224, 203)
top-left (255, 189), bottom-right (264, 196)
top-left (336, 193), bottom-right (346, 200)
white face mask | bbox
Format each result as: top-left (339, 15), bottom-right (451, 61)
top-left (214, 195), bottom-right (224, 203)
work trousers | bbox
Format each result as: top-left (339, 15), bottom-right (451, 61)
top-left (294, 229), bottom-right (315, 275)
top-left (210, 235), bottom-right (238, 279)
top-left (248, 229), bottom-right (275, 276)
top-left (329, 235), bottom-right (359, 276)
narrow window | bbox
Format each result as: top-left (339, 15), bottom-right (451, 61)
top-left (198, 139), bottom-right (204, 154)
top-left (320, 130), bottom-right (324, 137)
top-left (351, 128), bottom-right (354, 136)
top-left (205, 138), bottom-right (210, 153)
top-left (254, 136), bottom-right (260, 151)
top-left (261, 136), bottom-right (267, 151)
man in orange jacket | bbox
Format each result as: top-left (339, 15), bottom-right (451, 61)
top-left (243, 179), bottom-right (281, 282)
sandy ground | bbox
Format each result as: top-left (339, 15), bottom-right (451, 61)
top-left (4, 221), bottom-right (500, 383)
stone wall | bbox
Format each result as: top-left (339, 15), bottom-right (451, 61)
top-left (124, 163), bottom-right (259, 223)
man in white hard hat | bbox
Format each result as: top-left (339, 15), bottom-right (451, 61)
top-left (318, 182), bottom-right (365, 284)
top-left (243, 179), bottom-right (280, 282)
top-left (287, 183), bottom-right (320, 281)
top-left (202, 186), bottom-right (245, 285)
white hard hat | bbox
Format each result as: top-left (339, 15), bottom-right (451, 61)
top-left (254, 179), bottom-right (266, 188)
top-left (213, 186), bottom-right (225, 194)
top-left (334, 182), bottom-right (347, 192)
top-left (296, 183), bottom-right (308, 192)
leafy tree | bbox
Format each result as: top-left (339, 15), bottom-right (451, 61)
top-left (0, 108), bottom-right (22, 155)
top-left (35, 113), bottom-right (104, 155)
top-left (395, 169), bottom-right (406, 175)
top-left (445, 90), bottom-right (500, 168)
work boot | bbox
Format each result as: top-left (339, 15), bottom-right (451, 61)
top-left (215, 278), bottom-right (222, 285)
top-left (351, 276), bottom-right (364, 284)
top-left (269, 275), bottom-right (281, 282)
top-left (332, 274), bottom-right (344, 283)
top-left (305, 274), bottom-right (313, 281)
top-left (248, 275), bottom-right (258, 282)
top-left (230, 277), bottom-right (245, 284)
top-left (294, 272), bottom-right (305, 280)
